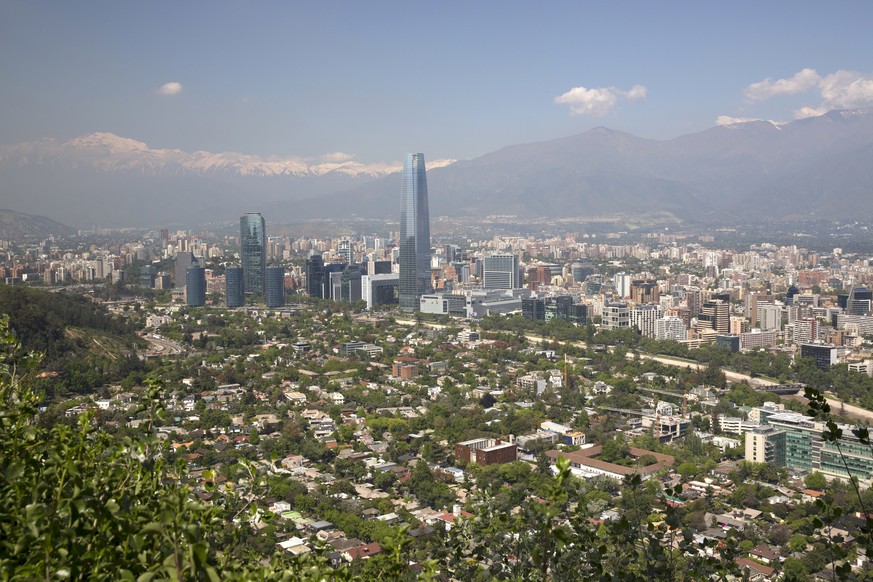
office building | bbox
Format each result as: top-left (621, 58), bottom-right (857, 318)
top-left (305, 255), bottom-right (326, 299)
top-left (174, 252), bottom-right (195, 290)
top-left (399, 153), bottom-right (432, 310)
top-left (367, 260), bottom-right (392, 275)
top-left (716, 334), bottom-right (741, 352)
top-left (265, 266), bottom-right (285, 308)
top-left (603, 302), bottom-right (630, 330)
top-left (186, 264), bottom-right (206, 307)
top-left (748, 412), bottom-right (873, 484)
top-left (522, 298), bottom-right (546, 321)
top-left (420, 293), bottom-right (468, 316)
top-left (699, 299), bottom-right (730, 334)
top-left (361, 274), bottom-right (399, 309)
top-left (483, 254), bottom-right (520, 289)
top-left (846, 285), bottom-right (873, 315)
top-left (140, 264), bottom-right (157, 288)
top-left (800, 343), bottom-right (838, 370)
top-left (340, 266), bottom-right (363, 303)
top-left (240, 213), bottom-right (266, 295)
top-left (570, 262), bottom-right (594, 283)
top-left (225, 266), bottom-right (245, 308)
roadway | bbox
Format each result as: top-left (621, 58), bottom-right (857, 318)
top-left (142, 333), bottom-right (185, 356)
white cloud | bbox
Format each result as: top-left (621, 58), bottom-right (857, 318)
top-left (715, 115), bottom-right (760, 126)
top-left (555, 83), bottom-right (647, 116)
top-left (818, 70), bottom-right (873, 109)
top-left (159, 82), bottom-right (183, 96)
top-left (744, 68), bottom-right (821, 101)
top-left (625, 84), bottom-right (647, 102)
top-left (793, 106), bottom-right (828, 119)
top-left (743, 68), bottom-right (873, 118)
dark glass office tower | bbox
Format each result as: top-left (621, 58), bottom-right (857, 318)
top-left (186, 265), bottom-right (206, 307)
top-left (225, 266), bottom-right (244, 307)
top-left (240, 213), bottom-right (266, 295)
top-left (306, 254), bottom-right (325, 298)
top-left (265, 266), bottom-right (285, 308)
top-left (399, 153), bottom-right (432, 311)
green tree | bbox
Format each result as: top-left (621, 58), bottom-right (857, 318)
top-left (804, 471), bottom-right (827, 491)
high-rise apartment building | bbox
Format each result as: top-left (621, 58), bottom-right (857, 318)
top-left (483, 254), bottom-right (520, 289)
top-left (630, 304), bottom-right (662, 337)
top-left (793, 318), bottom-right (820, 345)
top-left (655, 316), bottom-right (688, 341)
top-left (225, 266), bottom-right (245, 308)
top-left (630, 280), bottom-right (660, 304)
top-left (240, 213), bottom-right (266, 295)
top-left (337, 239), bottom-right (353, 264)
top-left (399, 153), bottom-right (432, 310)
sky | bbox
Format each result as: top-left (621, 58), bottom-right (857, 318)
top-left (2, 1), bottom-right (873, 166)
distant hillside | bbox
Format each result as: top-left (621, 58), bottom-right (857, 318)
top-left (0, 209), bottom-right (75, 240)
top-left (0, 287), bottom-right (145, 396)
top-left (3, 108), bottom-right (873, 226)
top-left (293, 108), bottom-right (873, 224)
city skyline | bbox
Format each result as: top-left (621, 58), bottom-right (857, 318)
top-left (2, 2), bottom-right (873, 166)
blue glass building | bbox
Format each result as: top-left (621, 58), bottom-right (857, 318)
top-left (265, 266), bottom-right (285, 308)
top-left (186, 265), bottom-right (206, 307)
top-left (225, 266), bottom-right (244, 308)
top-left (240, 213), bottom-right (266, 295)
top-left (399, 153), bottom-right (432, 311)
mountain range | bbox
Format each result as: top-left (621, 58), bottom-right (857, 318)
top-left (1, 108), bottom-right (872, 228)
top-left (0, 209), bottom-right (76, 241)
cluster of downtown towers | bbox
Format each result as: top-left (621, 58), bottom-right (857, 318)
top-left (207, 153), bottom-right (432, 310)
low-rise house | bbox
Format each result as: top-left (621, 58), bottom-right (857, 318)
top-left (343, 542), bottom-right (381, 562)
top-left (735, 557), bottom-right (776, 581)
top-left (749, 544), bottom-right (781, 565)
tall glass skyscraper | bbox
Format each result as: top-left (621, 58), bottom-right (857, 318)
top-left (240, 213), bottom-right (266, 295)
top-left (186, 265), bottom-right (206, 307)
top-left (399, 153), bottom-right (432, 310)
top-left (265, 266), bottom-right (285, 308)
top-left (225, 266), bottom-right (245, 308)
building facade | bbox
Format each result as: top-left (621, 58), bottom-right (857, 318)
top-left (265, 266), bottom-right (285, 308)
top-left (225, 266), bottom-right (244, 307)
top-left (399, 153), bottom-right (432, 310)
top-left (306, 254), bottom-right (326, 299)
top-left (602, 302), bottom-right (630, 330)
top-left (185, 265), bottom-right (206, 307)
top-left (240, 213), bottom-right (266, 295)
top-left (483, 254), bottom-right (520, 290)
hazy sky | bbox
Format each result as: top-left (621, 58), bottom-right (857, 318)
top-left (2, 1), bottom-right (873, 164)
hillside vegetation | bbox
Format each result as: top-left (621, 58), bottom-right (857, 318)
top-left (0, 286), bottom-right (145, 395)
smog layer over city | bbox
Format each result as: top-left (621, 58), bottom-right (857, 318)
top-left (3, 2), bottom-right (873, 580)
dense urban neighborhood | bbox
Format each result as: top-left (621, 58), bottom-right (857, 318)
top-left (4, 213), bottom-right (873, 581)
